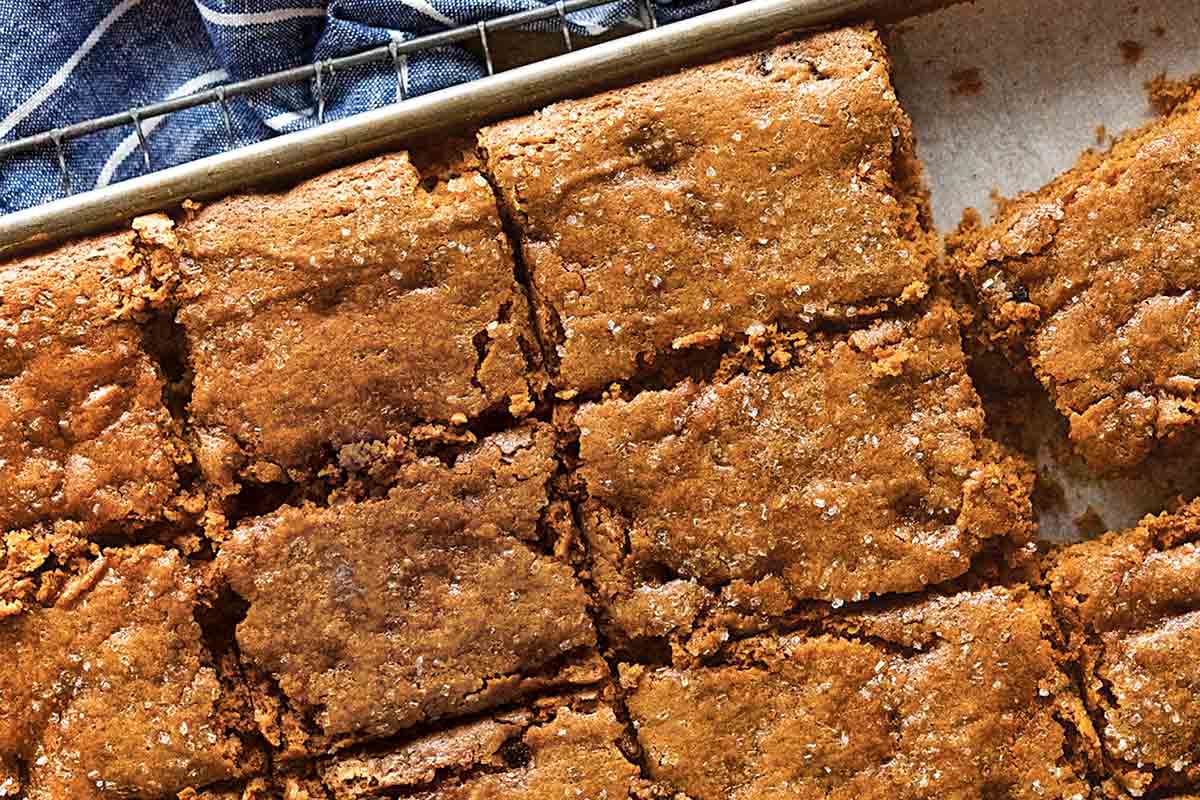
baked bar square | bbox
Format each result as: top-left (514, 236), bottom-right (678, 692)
top-left (480, 25), bottom-right (935, 394)
top-left (1050, 499), bottom-right (1200, 797)
top-left (216, 424), bottom-right (602, 754)
top-left (955, 88), bottom-right (1200, 471)
top-left (0, 228), bottom-right (185, 535)
top-left (0, 546), bottom-right (261, 799)
top-left (177, 149), bottom-right (542, 492)
top-left (622, 587), bottom-right (1090, 799)
top-left (576, 302), bottom-right (1034, 651)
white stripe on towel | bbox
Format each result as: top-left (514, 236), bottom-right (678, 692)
top-left (0, 0), bottom-right (146, 140)
top-left (193, 1), bottom-right (326, 26)
top-left (264, 105), bottom-right (315, 130)
top-left (395, 0), bottom-right (455, 27)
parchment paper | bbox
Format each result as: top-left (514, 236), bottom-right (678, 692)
top-left (887, 0), bottom-right (1200, 541)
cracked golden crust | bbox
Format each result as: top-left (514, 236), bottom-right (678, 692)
top-left (195, 694), bottom-right (647, 800)
top-left (575, 302), bottom-right (1035, 652)
top-left (1049, 499), bottom-right (1200, 796)
top-left (176, 150), bottom-right (542, 492)
top-left (0, 546), bottom-right (260, 800)
top-left (215, 424), bottom-right (602, 754)
top-left (479, 25), bottom-right (935, 393)
top-left (315, 697), bottom-right (642, 800)
top-left (0, 229), bottom-right (186, 538)
top-left (954, 89), bottom-right (1200, 472)
top-left (622, 587), bottom-right (1090, 800)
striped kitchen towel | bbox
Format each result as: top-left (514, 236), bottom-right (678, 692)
top-left (0, 0), bottom-right (718, 214)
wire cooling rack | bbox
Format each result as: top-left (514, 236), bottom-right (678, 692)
top-left (0, 0), bottom-right (667, 196)
top-left (0, 0), bottom-right (879, 255)
top-left (0, 0), bottom-right (656, 197)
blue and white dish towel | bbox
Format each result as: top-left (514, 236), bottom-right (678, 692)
top-left (0, 0), bottom-right (717, 214)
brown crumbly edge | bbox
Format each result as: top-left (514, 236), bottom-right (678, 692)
top-left (947, 90), bottom-right (1200, 323)
top-left (260, 689), bottom-right (654, 800)
top-left (1047, 501), bottom-right (1200, 798)
top-left (171, 689), bottom-right (657, 800)
top-left (0, 217), bottom-right (207, 620)
top-left (1146, 71), bottom-right (1200, 116)
top-left (950, 86), bottom-right (1200, 473)
top-left (948, 165), bottom-right (1090, 369)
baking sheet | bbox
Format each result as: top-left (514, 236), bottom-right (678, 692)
top-left (888, 0), bottom-right (1200, 541)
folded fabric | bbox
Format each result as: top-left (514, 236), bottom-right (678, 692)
top-left (0, 0), bottom-right (716, 214)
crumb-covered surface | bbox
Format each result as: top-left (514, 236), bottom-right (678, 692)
top-left (176, 150), bottom-right (543, 494)
top-left (1049, 499), bottom-right (1200, 797)
top-left (622, 587), bottom-right (1093, 800)
top-left (576, 301), bottom-right (1035, 652)
top-left (953, 87), bottom-right (1200, 472)
top-left (0, 546), bottom-right (261, 799)
top-left (479, 25), bottom-right (935, 394)
top-left (215, 424), bottom-right (602, 755)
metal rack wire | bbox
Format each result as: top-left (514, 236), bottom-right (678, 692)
top-left (0, 0), bottom-right (878, 255)
top-left (0, 0), bottom-right (657, 197)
